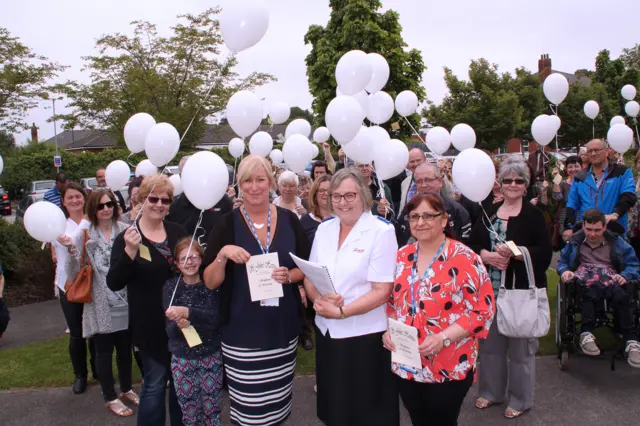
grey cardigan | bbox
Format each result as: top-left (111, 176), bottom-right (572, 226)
top-left (66, 221), bottom-right (129, 338)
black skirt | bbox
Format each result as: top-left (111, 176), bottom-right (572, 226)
top-left (315, 327), bottom-right (399, 426)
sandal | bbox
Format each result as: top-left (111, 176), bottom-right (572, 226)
top-left (119, 390), bottom-right (140, 406)
top-left (504, 407), bottom-right (524, 419)
top-left (106, 399), bottom-right (134, 417)
top-left (475, 397), bottom-right (493, 409)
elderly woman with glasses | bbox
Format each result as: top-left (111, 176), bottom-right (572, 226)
top-left (304, 167), bottom-right (400, 426)
top-left (107, 175), bottom-right (187, 426)
top-left (273, 170), bottom-right (307, 217)
top-left (469, 156), bottom-right (552, 419)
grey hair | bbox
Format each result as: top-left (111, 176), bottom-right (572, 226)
top-left (414, 162), bottom-right (442, 178)
top-left (178, 155), bottom-right (191, 176)
top-left (328, 167), bottom-right (373, 215)
top-left (278, 170), bottom-right (299, 186)
top-left (498, 156), bottom-right (530, 187)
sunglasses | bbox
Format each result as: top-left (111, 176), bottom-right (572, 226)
top-left (147, 196), bottom-right (171, 206)
top-left (502, 178), bottom-right (526, 185)
top-left (98, 201), bottom-right (115, 210)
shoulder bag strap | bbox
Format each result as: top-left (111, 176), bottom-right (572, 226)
top-left (519, 246), bottom-right (536, 290)
top-left (80, 229), bottom-right (89, 267)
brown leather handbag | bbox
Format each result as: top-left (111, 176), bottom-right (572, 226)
top-left (64, 229), bottom-right (93, 303)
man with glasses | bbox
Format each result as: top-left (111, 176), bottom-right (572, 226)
top-left (563, 139), bottom-right (637, 241)
top-left (398, 148), bottom-right (427, 214)
top-left (394, 162), bottom-right (471, 247)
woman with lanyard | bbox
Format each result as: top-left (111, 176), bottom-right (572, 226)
top-left (383, 193), bottom-right (495, 426)
top-left (202, 155), bottom-right (310, 426)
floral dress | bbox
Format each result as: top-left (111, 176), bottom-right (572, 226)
top-left (387, 240), bottom-right (495, 384)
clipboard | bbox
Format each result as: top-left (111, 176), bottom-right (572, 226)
top-left (289, 253), bottom-right (337, 295)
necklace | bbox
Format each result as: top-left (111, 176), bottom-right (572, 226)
top-left (253, 222), bottom-right (265, 229)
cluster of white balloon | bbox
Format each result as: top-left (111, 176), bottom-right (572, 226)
top-left (529, 73), bottom-right (569, 148)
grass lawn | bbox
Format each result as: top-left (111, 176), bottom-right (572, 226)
top-left (0, 270), bottom-right (617, 390)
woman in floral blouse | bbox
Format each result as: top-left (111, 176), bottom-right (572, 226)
top-left (383, 193), bottom-right (495, 426)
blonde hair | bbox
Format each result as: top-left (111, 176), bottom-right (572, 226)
top-left (138, 175), bottom-right (174, 201)
top-left (237, 155), bottom-right (275, 187)
top-left (328, 167), bottom-right (373, 215)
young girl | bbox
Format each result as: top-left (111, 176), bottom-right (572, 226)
top-left (163, 238), bottom-right (222, 426)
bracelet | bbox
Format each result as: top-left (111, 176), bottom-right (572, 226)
top-left (339, 307), bottom-right (346, 319)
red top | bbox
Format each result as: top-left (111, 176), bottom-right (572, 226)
top-left (387, 240), bottom-right (495, 383)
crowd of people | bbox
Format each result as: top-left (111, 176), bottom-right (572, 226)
top-left (5, 136), bottom-right (640, 426)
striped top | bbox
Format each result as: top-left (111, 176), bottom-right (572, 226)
top-left (43, 187), bottom-right (62, 207)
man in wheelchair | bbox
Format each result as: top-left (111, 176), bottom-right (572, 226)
top-left (557, 209), bottom-right (640, 368)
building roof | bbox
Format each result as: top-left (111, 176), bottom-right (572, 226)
top-left (551, 70), bottom-right (591, 87)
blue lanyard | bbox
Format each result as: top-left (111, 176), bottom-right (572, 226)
top-left (242, 205), bottom-right (271, 254)
top-left (410, 239), bottom-right (447, 317)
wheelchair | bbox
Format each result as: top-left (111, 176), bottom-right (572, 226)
top-left (555, 277), bottom-right (640, 371)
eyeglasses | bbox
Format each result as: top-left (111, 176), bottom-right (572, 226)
top-left (317, 189), bottom-right (329, 195)
top-left (587, 147), bottom-right (606, 155)
top-left (331, 192), bottom-right (357, 203)
top-left (415, 177), bottom-right (440, 186)
top-left (502, 178), bottom-right (526, 185)
top-left (97, 201), bottom-right (115, 210)
top-left (147, 196), bottom-right (171, 206)
top-left (408, 212), bottom-right (442, 223)
top-left (178, 254), bottom-right (201, 264)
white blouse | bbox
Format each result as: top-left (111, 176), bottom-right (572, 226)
top-left (272, 196), bottom-right (302, 218)
top-left (53, 218), bottom-right (90, 291)
top-left (309, 212), bottom-right (398, 338)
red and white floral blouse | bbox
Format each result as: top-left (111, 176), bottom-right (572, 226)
top-left (387, 240), bottom-right (495, 383)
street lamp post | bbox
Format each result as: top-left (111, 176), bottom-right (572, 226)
top-left (52, 98), bottom-right (59, 172)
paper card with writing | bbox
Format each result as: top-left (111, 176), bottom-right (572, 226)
top-left (388, 318), bottom-right (422, 370)
top-left (246, 253), bottom-right (284, 302)
top-left (553, 174), bottom-right (563, 185)
top-left (181, 325), bottom-right (203, 348)
top-left (139, 244), bottom-right (152, 262)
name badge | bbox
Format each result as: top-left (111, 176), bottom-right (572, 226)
top-left (139, 245), bottom-right (152, 261)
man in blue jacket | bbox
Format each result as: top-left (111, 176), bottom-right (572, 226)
top-left (557, 209), bottom-right (640, 367)
top-left (563, 139), bottom-right (637, 241)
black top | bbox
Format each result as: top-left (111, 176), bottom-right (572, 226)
top-left (107, 220), bottom-right (187, 363)
top-left (163, 277), bottom-right (220, 359)
top-left (469, 200), bottom-right (552, 290)
top-left (202, 207), bottom-right (310, 349)
top-left (299, 213), bottom-right (322, 246)
top-left (167, 194), bottom-right (233, 252)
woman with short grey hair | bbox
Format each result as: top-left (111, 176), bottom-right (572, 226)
top-left (273, 170), bottom-right (307, 216)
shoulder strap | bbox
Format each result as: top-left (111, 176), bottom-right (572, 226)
top-left (519, 246), bottom-right (536, 289)
top-left (80, 229), bottom-right (89, 266)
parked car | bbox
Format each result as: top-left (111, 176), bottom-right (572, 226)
top-left (22, 180), bottom-right (55, 197)
top-left (0, 185), bottom-right (11, 216)
top-left (165, 165), bottom-right (179, 175)
top-left (79, 177), bottom-right (99, 194)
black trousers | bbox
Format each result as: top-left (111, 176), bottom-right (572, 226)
top-left (579, 283), bottom-right (637, 341)
top-left (0, 297), bottom-right (9, 336)
top-left (59, 291), bottom-right (97, 379)
top-left (93, 330), bottom-right (133, 401)
top-left (299, 300), bottom-right (315, 343)
top-left (397, 373), bottom-right (473, 426)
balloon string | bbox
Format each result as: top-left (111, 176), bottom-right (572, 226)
top-left (634, 119), bottom-right (640, 149)
top-left (168, 210), bottom-right (204, 308)
top-left (403, 117), bottom-right (441, 160)
top-left (480, 202), bottom-right (506, 244)
top-left (592, 120), bottom-right (595, 140)
top-left (233, 157), bottom-right (238, 187)
top-left (550, 104), bottom-right (559, 151)
top-left (125, 152), bottom-right (136, 169)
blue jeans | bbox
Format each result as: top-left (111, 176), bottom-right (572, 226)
top-left (138, 351), bottom-right (182, 426)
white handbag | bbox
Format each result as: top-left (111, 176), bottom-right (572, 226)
top-left (496, 246), bottom-right (550, 338)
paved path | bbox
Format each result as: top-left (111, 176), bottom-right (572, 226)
top-left (0, 300), bottom-right (65, 350)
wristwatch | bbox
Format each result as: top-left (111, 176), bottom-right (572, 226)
top-left (440, 332), bottom-right (451, 348)
top-left (339, 307), bottom-right (346, 319)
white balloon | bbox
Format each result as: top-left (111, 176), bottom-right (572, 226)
top-left (365, 53), bottom-right (390, 94)
top-left (607, 124), bottom-right (634, 154)
top-left (426, 127), bottom-right (451, 155)
top-left (366, 125), bottom-right (391, 153)
top-left (105, 160), bottom-right (131, 190)
top-left (313, 127), bottom-right (331, 143)
top-left (283, 135), bottom-right (313, 173)
top-left (625, 101), bottom-right (640, 118)
top-left (352, 90), bottom-right (370, 118)
top-left (342, 127), bottom-right (374, 164)
top-left (395, 91), bottom-right (419, 117)
top-left (367, 91), bottom-right (394, 124)
top-left (543, 73), bottom-right (569, 105)
top-left (325, 96), bottom-right (364, 144)
top-left (181, 151), bottom-right (229, 210)
top-left (0, 155), bottom-right (3, 176)
top-left (622, 84), bottom-right (637, 101)
top-left (549, 115), bottom-right (562, 131)
top-left (531, 115), bottom-right (556, 146)
top-left (169, 174), bottom-right (183, 196)
top-left (249, 131), bottom-right (273, 157)
top-left (24, 201), bottom-right (66, 243)
top-left (124, 113), bottom-right (156, 154)
top-left (269, 101), bottom-right (290, 125)
top-left (269, 149), bottom-right (283, 164)
top-left (335, 50), bottom-right (373, 96)
top-left (144, 123), bottom-right (180, 167)
top-left (285, 119), bottom-right (312, 140)
top-left (311, 144), bottom-right (320, 159)
top-left (373, 139), bottom-right (409, 180)
top-left (611, 116), bottom-right (626, 127)
top-left (135, 159), bottom-right (157, 177)
top-left (584, 100), bottom-right (600, 120)
top-left (226, 90), bottom-right (263, 138)
top-left (450, 124), bottom-right (476, 151)
top-left (452, 149), bottom-right (496, 203)
top-left (228, 137), bottom-right (245, 159)
top-left (220, 0), bottom-right (269, 53)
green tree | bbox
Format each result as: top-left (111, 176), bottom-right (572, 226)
top-left (304, 0), bottom-right (426, 139)
top-left (54, 8), bottom-right (274, 149)
top-left (0, 130), bottom-right (16, 157)
top-left (0, 27), bottom-right (66, 131)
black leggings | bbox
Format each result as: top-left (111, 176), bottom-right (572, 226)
top-left (59, 291), bottom-right (97, 379)
top-left (93, 330), bottom-right (133, 401)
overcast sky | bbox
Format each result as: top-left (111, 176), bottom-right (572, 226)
top-left (3, 0), bottom-right (639, 144)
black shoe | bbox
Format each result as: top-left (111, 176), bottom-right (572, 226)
top-left (302, 337), bottom-right (313, 351)
top-left (72, 377), bottom-right (87, 394)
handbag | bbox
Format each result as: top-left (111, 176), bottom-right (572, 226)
top-left (64, 229), bottom-right (93, 303)
top-left (496, 246), bottom-right (550, 338)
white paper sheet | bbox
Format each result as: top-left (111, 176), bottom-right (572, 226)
top-left (388, 318), bottom-right (422, 370)
top-left (246, 253), bottom-right (284, 302)
top-left (289, 252), bottom-right (337, 295)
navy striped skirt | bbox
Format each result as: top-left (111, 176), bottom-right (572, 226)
top-left (222, 338), bottom-right (298, 426)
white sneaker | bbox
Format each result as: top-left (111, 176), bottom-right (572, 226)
top-left (314, 384), bottom-right (317, 393)
top-left (625, 341), bottom-right (640, 368)
top-left (579, 332), bottom-right (600, 356)
top-left (65, 328), bottom-right (70, 334)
